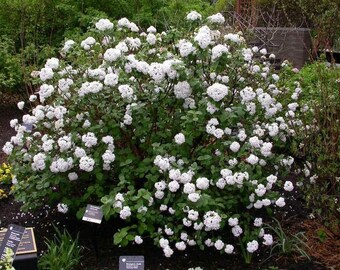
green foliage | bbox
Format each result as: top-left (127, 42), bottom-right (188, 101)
top-left (0, 37), bottom-right (23, 91)
top-left (289, 62), bottom-right (340, 231)
top-left (38, 226), bottom-right (82, 270)
top-left (214, 0), bottom-right (235, 12)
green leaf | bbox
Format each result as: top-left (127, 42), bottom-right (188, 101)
top-left (120, 159), bottom-right (133, 167)
top-left (197, 155), bottom-right (211, 161)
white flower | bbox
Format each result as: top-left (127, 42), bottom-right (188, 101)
top-left (39, 84), bottom-right (54, 102)
top-left (260, 48), bottom-right (267, 55)
top-left (231, 225), bottom-right (243, 237)
top-left (118, 85), bottom-right (134, 100)
top-left (45, 57), bottom-right (59, 69)
top-left (120, 206), bottom-right (131, 219)
top-left (79, 156), bottom-right (95, 172)
top-left (168, 180), bottom-right (179, 192)
top-left (211, 44), bottom-right (229, 61)
top-left (224, 244), bottom-right (234, 254)
top-left (74, 147), bottom-right (86, 158)
top-left (134, 235), bottom-right (143, 244)
top-left (104, 48), bottom-right (121, 62)
top-left (228, 217), bottom-right (238, 227)
top-left (188, 193), bottom-right (200, 202)
top-left (178, 41), bottom-right (196, 57)
top-left (146, 33), bottom-right (156, 45)
top-left (254, 218), bottom-right (263, 227)
top-left (186, 11), bottom-right (202, 21)
top-left (17, 101), bottom-right (25, 110)
top-left (275, 197), bottom-right (286, 207)
top-left (224, 33), bottom-right (242, 44)
top-left (68, 172), bottom-right (78, 181)
top-left (57, 203), bottom-right (68, 214)
top-left (29, 95), bottom-right (37, 102)
top-left (284, 181), bottom-right (294, 191)
top-left (175, 241), bottom-right (186, 251)
top-left (61, 40), bottom-right (75, 55)
top-left (174, 81), bottom-right (192, 99)
top-left (147, 26), bottom-right (157, 33)
top-left (214, 240), bottom-right (224, 250)
top-left (154, 181), bottom-right (166, 191)
top-left (102, 150), bottom-right (115, 164)
top-left (203, 211), bottom-right (221, 231)
top-left (207, 83), bottom-right (229, 102)
top-left (205, 239), bottom-right (214, 247)
top-left (213, 128), bottom-right (224, 139)
top-left (196, 177), bottom-right (209, 190)
top-left (255, 184), bottom-right (266, 197)
top-left (40, 67), bottom-right (54, 81)
top-left (246, 240), bottom-right (259, 253)
top-left (194, 26), bottom-right (211, 49)
top-left (261, 142), bottom-right (273, 157)
top-left (82, 132), bottom-right (98, 148)
top-left (31, 153), bottom-right (47, 171)
top-left (230, 142), bottom-right (240, 152)
top-left (207, 13), bottom-right (225, 24)
top-left (58, 136), bottom-right (72, 152)
top-left (246, 154), bottom-right (259, 165)
top-left (163, 246), bottom-right (174, 257)
top-left (188, 209), bottom-right (199, 221)
top-left (81, 36), bottom-right (96, 50)
top-left (95, 19), bottom-right (113, 31)
top-left (104, 73), bottom-right (119, 86)
top-left (174, 133), bottom-right (185, 144)
top-left (159, 238), bottom-right (169, 249)
top-left (183, 183), bottom-right (196, 194)
top-left (263, 234), bottom-right (273, 246)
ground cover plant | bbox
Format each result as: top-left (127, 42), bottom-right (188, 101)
top-left (3, 11), bottom-right (314, 264)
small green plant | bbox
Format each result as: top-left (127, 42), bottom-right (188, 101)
top-left (316, 229), bottom-right (327, 243)
top-left (0, 248), bottom-right (15, 270)
top-left (38, 226), bottom-right (83, 270)
top-left (264, 218), bottom-right (310, 260)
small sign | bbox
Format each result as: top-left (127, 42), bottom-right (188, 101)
top-left (0, 228), bottom-right (37, 255)
top-left (82, 204), bottom-right (103, 224)
top-left (23, 123), bottom-right (33, 132)
top-left (119, 256), bottom-right (144, 270)
top-left (0, 224), bottom-right (25, 261)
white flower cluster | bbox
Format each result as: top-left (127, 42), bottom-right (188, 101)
top-left (186, 11), bottom-right (202, 21)
top-left (95, 19), bottom-right (114, 31)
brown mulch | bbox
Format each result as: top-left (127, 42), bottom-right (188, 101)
top-left (302, 219), bottom-right (340, 269)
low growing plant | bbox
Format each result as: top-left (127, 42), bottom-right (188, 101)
top-left (264, 218), bottom-right (310, 260)
top-left (4, 12), bottom-right (311, 262)
top-left (38, 226), bottom-right (82, 270)
top-left (0, 248), bottom-right (15, 270)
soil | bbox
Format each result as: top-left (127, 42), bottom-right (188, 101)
top-left (0, 101), bottom-right (337, 270)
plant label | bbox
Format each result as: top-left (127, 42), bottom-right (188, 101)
top-left (0, 224), bottom-right (25, 261)
top-left (82, 204), bottom-right (103, 224)
top-left (119, 256), bottom-right (144, 270)
top-left (0, 227), bottom-right (37, 255)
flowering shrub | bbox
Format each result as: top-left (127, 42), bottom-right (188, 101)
top-left (4, 12), bottom-right (308, 262)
